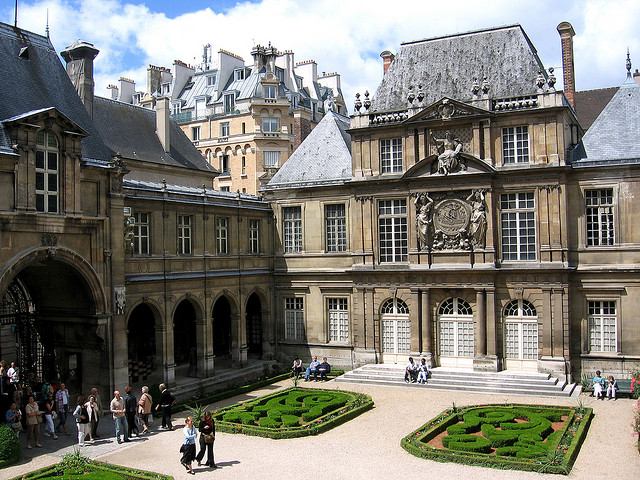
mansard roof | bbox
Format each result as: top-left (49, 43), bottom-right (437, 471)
top-left (372, 25), bottom-right (546, 112)
top-left (578, 78), bottom-right (640, 164)
top-left (265, 111), bottom-right (351, 189)
top-left (0, 22), bottom-right (112, 162)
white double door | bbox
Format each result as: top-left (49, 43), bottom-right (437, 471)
top-left (503, 321), bottom-right (539, 371)
top-left (381, 314), bottom-right (410, 363)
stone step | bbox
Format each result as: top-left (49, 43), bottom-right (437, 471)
top-left (360, 365), bottom-right (553, 381)
top-left (352, 368), bottom-right (557, 385)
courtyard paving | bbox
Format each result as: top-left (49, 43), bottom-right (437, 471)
top-left (3, 379), bottom-right (639, 480)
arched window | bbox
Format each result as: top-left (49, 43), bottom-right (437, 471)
top-left (380, 298), bottom-right (410, 353)
top-left (35, 130), bottom-right (59, 213)
top-left (503, 299), bottom-right (538, 361)
top-left (438, 298), bottom-right (474, 357)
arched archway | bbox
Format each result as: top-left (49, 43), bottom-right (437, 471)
top-left (380, 297), bottom-right (410, 363)
top-left (438, 297), bottom-right (474, 368)
top-left (212, 296), bottom-right (232, 363)
top-left (127, 303), bottom-right (162, 384)
top-left (173, 300), bottom-right (198, 377)
top-left (246, 293), bottom-right (262, 357)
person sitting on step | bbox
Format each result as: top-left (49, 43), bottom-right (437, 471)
top-left (317, 358), bottom-right (331, 381)
top-left (404, 357), bottom-right (418, 383)
top-left (416, 358), bottom-right (430, 384)
top-left (305, 356), bottom-right (320, 381)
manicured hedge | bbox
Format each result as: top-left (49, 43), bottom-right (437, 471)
top-left (213, 387), bottom-right (373, 439)
top-left (401, 404), bottom-right (593, 475)
top-left (10, 460), bottom-right (172, 479)
top-left (0, 424), bottom-right (20, 469)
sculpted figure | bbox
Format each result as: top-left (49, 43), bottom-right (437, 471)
top-left (466, 189), bottom-right (487, 248)
top-left (431, 131), bottom-right (463, 175)
top-left (414, 193), bottom-right (434, 251)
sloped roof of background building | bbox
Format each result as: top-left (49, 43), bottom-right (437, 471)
top-left (574, 87), bottom-right (619, 130)
top-left (266, 111), bottom-right (351, 189)
top-left (579, 79), bottom-right (640, 163)
top-left (93, 97), bottom-right (214, 172)
top-left (0, 22), bottom-right (112, 162)
top-left (372, 25), bottom-right (546, 112)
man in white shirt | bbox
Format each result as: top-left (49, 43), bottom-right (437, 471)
top-left (7, 362), bottom-right (18, 384)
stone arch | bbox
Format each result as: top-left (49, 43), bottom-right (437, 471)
top-left (245, 289), bottom-right (266, 357)
top-left (211, 291), bottom-right (238, 361)
top-left (172, 296), bottom-right (203, 376)
top-left (126, 300), bottom-right (163, 384)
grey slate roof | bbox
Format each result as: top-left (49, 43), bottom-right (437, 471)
top-left (0, 22), bottom-right (112, 162)
top-left (93, 97), bottom-right (214, 172)
top-left (372, 25), bottom-right (546, 112)
top-left (579, 79), bottom-right (640, 163)
top-left (575, 87), bottom-right (619, 130)
top-left (266, 111), bottom-right (351, 189)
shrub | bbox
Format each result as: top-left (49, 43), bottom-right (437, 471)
top-left (0, 424), bottom-right (20, 466)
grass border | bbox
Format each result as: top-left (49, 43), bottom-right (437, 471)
top-left (400, 403), bottom-right (594, 475)
top-left (10, 459), bottom-right (172, 480)
top-left (213, 386), bottom-right (373, 439)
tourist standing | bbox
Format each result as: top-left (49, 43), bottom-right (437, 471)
top-left (24, 395), bottom-right (42, 449)
top-left (73, 395), bottom-right (90, 447)
top-left (110, 390), bottom-right (129, 443)
top-left (85, 395), bottom-right (99, 442)
top-left (137, 385), bottom-right (153, 434)
top-left (180, 416), bottom-right (197, 475)
top-left (5, 402), bottom-right (22, 438)
top-left (124, 385), bottom-right (139, 438)
top-left (42, 393), bottom-right (58, 439)
top-left (195, 410), bottom-right (216, 469)
top-left (55, 383), bottom-right (70, 435)
top-left (88, 387), bottom-right (103, 438)
top-left (157, 383), bottom-right (175, 430)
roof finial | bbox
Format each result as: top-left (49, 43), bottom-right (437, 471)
top-left (45, 8), bottom-right (49, 38)
top-left (627, 48), bottom-right (632, 79)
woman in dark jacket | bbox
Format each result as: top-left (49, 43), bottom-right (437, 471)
top-left (195, 411), bottom-right (216, 468)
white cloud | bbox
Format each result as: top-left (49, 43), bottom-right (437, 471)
top-left (5, 0), bottom-right (639, 109)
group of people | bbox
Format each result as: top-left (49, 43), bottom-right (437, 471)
top-left (291, 356), bottom-right (332, 382)
top-left (404, 357), bottom-right (430, 384)
top-left (592, 370), bottom-right (619, 400)
top-left (180, 411), bottom-right (217, 474)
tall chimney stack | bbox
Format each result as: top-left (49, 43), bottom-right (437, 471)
top-left (61, 40), bottom-right (100, 117)
top-left (380, 50), bottom-right (395, 75)
top-left (156, 97), bottom-right (171, 153)
top-left (557, 22), bottom-right (576, 109)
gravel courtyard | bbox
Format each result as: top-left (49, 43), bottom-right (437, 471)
top-left (5, 379), bottom-right (640, 480)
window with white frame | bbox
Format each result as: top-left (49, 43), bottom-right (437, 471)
top-left (171, 102), bottom-right (181, 115)
top-left (220, 186), bottom-right (230, 192)
top-left (206, 74), bottom-right (216, 87)
top-left (234, 68), bottom-right (245, 81)
top-left (133, 212), bottom-right (150, 255)
top-left (325, 204), bottom-right (346, 252)
top-left (328, 298), bottom-right (349, 343)
top-left (380, 138), bottom-right (403, 173)
top-left (220, 155), bottom-right (229, 174)
top-left (223, 93), bottom-right (235, 113)
top-left (381, 298), bottom-right (410, 353)
top-left (588, 301), bottom-right (617, 352)
top-left (438, 298), bottom-right (474, 357)
top-left (177, 215), bottom-right (192, 255)
top-left (220, 122), bottom-right (230, 137)
top-left (264, 84), bottom-right (277, 99)
top-left (586, 189), bottom-right (614, 246)
top-left (262, 116), bottom-right (279, 133)
top-left (284, 297), bottom-right (305, 341)
top-left (283, 206), bottom-right (302, 253)
top-left (216, 217), bottom-right (228, 254)
top-left (249, 219), bottom-right (260, 254)
top-left (378, 199), bottom-right (407, 262)
top-left (504, 299), bottom-right (538, 360)
top-left (502, 126), bottom-right (530, 164)
top-left (191, 126), bottom-right (200, 141)
top-left (241, 156), bottom-right (246, 174)
top-left (195, 99), bottom-right (206, 119)
top-left (264, 150), bottom-right (280, 168)
top-left (501, 192), bottom-right (536, 260)
top-left (35, 130), bottom-right (59, 213)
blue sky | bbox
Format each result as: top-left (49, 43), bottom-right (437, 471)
top-left (2, 0), bottom-right (639, 108)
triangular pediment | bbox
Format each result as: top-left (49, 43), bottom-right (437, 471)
top-left (403, 97), bottom-right (492, 124)
top-left (2, 107), bottom-right (88, 136)
top-left (404, 153), bottom-right (495, 178)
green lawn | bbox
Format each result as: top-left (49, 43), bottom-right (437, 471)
top-left (401, 404), bottom-right (593, 475)
top-left (213, 387), bottom-right (373, 438)
top-left (11, 458), bottom-right (172, 480)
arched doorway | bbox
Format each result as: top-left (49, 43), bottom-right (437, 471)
top-left (246, 293), bottom-right (262, 357)
top-left (173, 300), bottom-right (198, 377)
top-left (503, 299), bottom-right (539, 371)
top-left (212, 296), bottom-right (232, 363)
top-left (380, 298), bottom-right (410, 363)
top-left (127, 303), bottom-right (160, 383)
top-left (438, 297), bottom-right (474, 368)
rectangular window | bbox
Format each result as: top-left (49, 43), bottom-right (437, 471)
top-left (241, 156), bottom-right (246, 175)
top-left (378, 199), bottom-right (407, 262)
top-left (234, 69), bottom-right (245, 81)
top-left (588, 301), bottom-right (617, 352)
top-left (380, 138), bottom-right (403, 173)
top-left (171, 103), bottom-right (181, 115)
top-left (325, 204), bottom-right (346, 252)
top-left (264, 85), bottom-right (277, 99)
top-left (586, 189), bottom-right (614, 246)
top-left (223, 93), bottom-right (235, 113)
top-left (502, 126), bottom-right (530, 164)
top-left (500, 192), bottom-right (536, 260)
top-left (264, 150), bottom-right (280, 168)
top-left (195, 99), bottom-right (206, 119)
top-left (284, 297), bottom-right (305, 341)
top-left (249, 219), bottom-right (260, 254)
top-left (216, 217), bottom-right (228, 254)
top-left (220, 155), bottom-right (229, 174)
top-left (220, 122), bottom-right (230, 137)
top-left (35, 150), bottom-right (58, 213)
top-left (283, 206), bottom-right (302, 253)
top-left (177, 215), bottom-right (192, 255)
top-left (220, 186), bottom-right (230, 192)
top-left (328, 298), bottom-right (349, 343)
top-left (133, 212), bottom-right (150, 255)
top-left (262, 116), bottom-right (279, 133)
top-left (206, 75), bottom-right (216, 87)
top-left (191, 126), bottom-right (200, 141)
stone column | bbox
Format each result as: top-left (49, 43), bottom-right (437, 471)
top-left (476, 289), bottom-right (487, 355)
top-left (411, 289), bottom-right (421, 354)
top-left (421, 289), bottom-right (434, 366)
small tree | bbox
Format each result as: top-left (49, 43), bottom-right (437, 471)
top-left (0, 424), bottom-right (20, 466)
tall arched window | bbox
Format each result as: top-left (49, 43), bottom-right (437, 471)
top-left (504, 299), bottom-right (538, 360)
top-left (438, 298), bottom-right (474, 357)
top-left (35, 130), bottom-right (59, 213)
top-left (381, 298), bottom-right (410, 354)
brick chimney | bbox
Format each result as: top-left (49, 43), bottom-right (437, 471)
top-left (557, 22), bottom-right (576, 108)
top-left (61, 40), bottom-right (100, 117)
top-left (155, 97), bottom-right (170, 153)
top-left (380, 50), bottom-right (395, 75)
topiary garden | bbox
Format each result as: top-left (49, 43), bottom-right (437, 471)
top-left (401, 403), bottom-right (593, 474)
top-left (213, 387), bottom-right (373, 439)
top-left (0, 424), bottom-right (21, 468)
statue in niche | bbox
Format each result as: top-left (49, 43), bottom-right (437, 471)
top-left (414, 192), bottom-right (434, 251)
top-left (431, 131), bottom-right (464, 175)
top-left (466, 189), bottom-right (487, 248)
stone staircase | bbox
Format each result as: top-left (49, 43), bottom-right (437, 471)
top-left (334, 364), bottom-right (578, 397)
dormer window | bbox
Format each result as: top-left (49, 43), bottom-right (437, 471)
top-left (161, 83), bottom-right (170, 95)
top-left (264, 85), bottom-right (277, 99)
top-left (206, 74), bottom-right (216, 87)
top-left (171, 102), bottom-right (181, 115)
top-left (275, 68), bottom-right (284, 82)
top-left (35, 130), bottom-right (59, 213)
top-left (234, 68), bottom-right (245, 81)
top-left (223, 93), bottom-right (236, 114)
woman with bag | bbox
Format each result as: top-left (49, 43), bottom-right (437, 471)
top-left (85, 395), bottom-right (99, 442)
top-left (196, 410), bottom-right (216, 468)
top-left (42, 394), bottom-right (58, 439)
top-left (73, 395), bottom-right (90, 447)
top-left (180, 416), bottom-right (197, 475)
top-left (137, 385), bottom-right (153, 434)
top-left (25, 395), bottom-right (42, 448)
